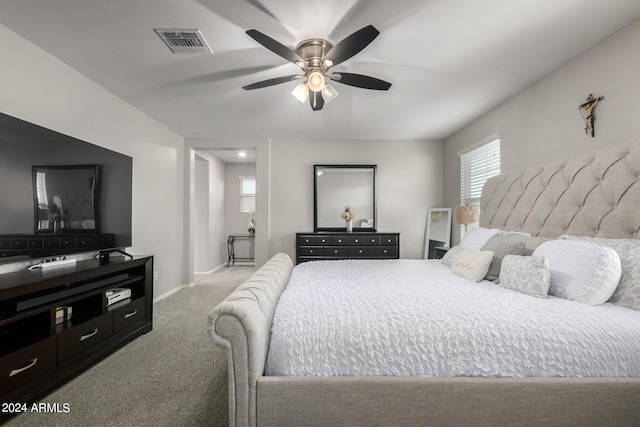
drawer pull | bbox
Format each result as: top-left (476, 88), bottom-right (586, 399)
top-left (124, 309), bottom-right (138, 319)
top-left (9, 358), bottom-right (38, 377)
top-left (80, 328), bottom-right (99, 341)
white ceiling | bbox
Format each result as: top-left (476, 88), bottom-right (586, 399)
top-left (1, 0), bottom-right (639, 141)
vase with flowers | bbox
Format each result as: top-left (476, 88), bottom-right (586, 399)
top-left (341, 205), bottom-right (357, 233)
top-left (247, 210), bottom-right (255, 236)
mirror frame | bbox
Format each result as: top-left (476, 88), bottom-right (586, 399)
top-left (424, 208), bottom-right (452, 259)
top-left (314, 164), bottom-right (377, 232)
top-left (32, 164), bottom-right (100, 234)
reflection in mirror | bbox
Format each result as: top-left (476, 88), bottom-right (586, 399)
top-left (424, 208), bottom-right (452, 259)
top-left (33, 165), bottom-right (99, 233)
top-left (314, 165), bottom-right (376, 232)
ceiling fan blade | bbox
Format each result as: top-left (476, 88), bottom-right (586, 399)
top-left (246, 29), bottom-right (304, 64)
top-left (323, 25), bottom-right (380, 66)
top-left (309, 91), bottom-right (324, 111)
top-left (242, 75), bottom-right (303, 90)
top-left (330, 72), bottom-right (391, 90)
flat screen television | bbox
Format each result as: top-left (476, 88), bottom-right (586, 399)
top-left (0, 111), bottom-right (132, 265)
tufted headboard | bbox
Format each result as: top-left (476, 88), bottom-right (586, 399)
top-left (480, 142), bottom-right (640, 239)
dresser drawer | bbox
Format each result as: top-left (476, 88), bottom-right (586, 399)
top-left (324, 246), bottom-right (348, 257)
top-left (298, 246), bottom-right (322, 257)
top-left (364, 236), bottom-right (381, 245)
top-left (0, 336), bottom-right (57, 395)
top-left (297, 235), bottom-right (316, 246)
top-left (380, 235), bottom-right (398, 246)
top-left (112, 298), bottom-right (145, 333)
top-left (348, 236), bottom-right (366, 246)
top-left (315, 235), bottom-right (331, 245)
top-left (57, 313), bottom-right (113, 363)
top-left (349, 247), bottom-right (373, 258)
top-left (372, 246), bottom-right (398, 258)
top-left (331, 236), bottom-right (348, 246)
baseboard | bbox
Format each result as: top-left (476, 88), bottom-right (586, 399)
top-left (194, 263), bottom-right (226, 275)
top-left (153, 263), bottom-right (232, 303)
top-left (153, 286), bottom-right (184, 304)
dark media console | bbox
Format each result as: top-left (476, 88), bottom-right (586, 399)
top-left (0, 256), bottom-right (153, 419)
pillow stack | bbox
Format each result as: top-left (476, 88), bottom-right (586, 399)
top-left (440, 228), bottom-right (626, 305)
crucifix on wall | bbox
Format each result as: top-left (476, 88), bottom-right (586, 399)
top-left (579, 93), bottom-right (604, 137)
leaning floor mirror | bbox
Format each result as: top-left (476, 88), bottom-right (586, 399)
top-left (424, 208), bottom-right (452, 259)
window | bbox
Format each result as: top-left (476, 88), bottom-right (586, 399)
top-left (239, 176), bottom-right (256, 213)
top-left (459, 138), bottom-right (500, 234)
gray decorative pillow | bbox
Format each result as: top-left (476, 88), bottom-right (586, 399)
top-left (498, 255), bottom-right (550, 298)
top-left (497, 233), bottom-right (553, 256)
top-left (480, 235), bottom-right (527, 283)
top-left (560, 235), bottom-right (640, 311)
top-left (440, 245), bottom-right (465, 268)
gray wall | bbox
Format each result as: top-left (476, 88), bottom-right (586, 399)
top-left (194, 152), bottom-right (227, 272)
top-left (444, 17), bottom-right (640, 245)
top-left (269, 139), bottom-right (444, 260)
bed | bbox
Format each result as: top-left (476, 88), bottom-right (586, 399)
top-left (208, 142), bottom-right (640, 426)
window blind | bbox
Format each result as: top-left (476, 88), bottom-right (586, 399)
top-left (239, 176), bottom-right (256, 213)
top-left (459, 139), bottom-right (500, 228)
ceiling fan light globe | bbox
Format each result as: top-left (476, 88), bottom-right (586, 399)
top-left (321, 85), bottom-right (339, 104)
top-left (307, 71), bottom-right (326, 92)
top-left (291, 83), bottom-right (309, 103)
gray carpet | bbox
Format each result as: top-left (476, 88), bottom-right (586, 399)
top-left (4, 266), bottom-right (254, 427)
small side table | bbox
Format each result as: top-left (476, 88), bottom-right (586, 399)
top-left (227, 234), bottom-right (255, 267)
top-left (433, 246), bottom-right (450, 260)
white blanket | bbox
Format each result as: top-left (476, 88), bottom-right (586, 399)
top-left (265, 259), bottom-right (640, 377)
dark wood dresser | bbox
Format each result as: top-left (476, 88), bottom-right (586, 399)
top-left (296, 232), bottom-right (400, 264)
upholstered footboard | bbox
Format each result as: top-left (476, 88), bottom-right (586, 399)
top-left (207, 253), bottom-right (293, 427)
top-left (256, 376), bottom-right (640, 426)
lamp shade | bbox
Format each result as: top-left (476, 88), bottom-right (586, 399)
top-left (321, 84), bottom-right (339, 103)
top-left (291, 83), bottom-right (309, 103)
top-left (456, 205), bottom-right (479, 225)
top-left (307, 71), bottom-right (326, 92)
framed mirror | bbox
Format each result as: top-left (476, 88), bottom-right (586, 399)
top-left (424, 208), bottom-right (452, 259)
top-left (314, 165), bottom-right (376, 232)
top-left (33, 165), bottom-right (100, 233)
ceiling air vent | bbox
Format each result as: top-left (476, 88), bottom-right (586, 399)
top-left (154, 29), bottom-right (212, 53)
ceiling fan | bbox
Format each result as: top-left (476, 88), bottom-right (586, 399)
top-left (242, 25), bottom-right (392, 111)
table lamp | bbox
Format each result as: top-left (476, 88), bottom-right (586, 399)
top-left (456, 205), bottom-right (479, 234)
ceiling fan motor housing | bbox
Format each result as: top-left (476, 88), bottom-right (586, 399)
top-left (296, 39), bottom-right (334, 70)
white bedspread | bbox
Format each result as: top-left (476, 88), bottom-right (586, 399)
top-left (265, 259), bottom-right (640, 377)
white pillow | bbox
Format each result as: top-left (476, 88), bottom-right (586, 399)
top-left (532, 240), bottom-right (621, 305)
top-left (560, 234), bottom-right (640, 311)
top-left (498, 255), bottom-right (550, 298)
top-left (451, 249), bottom-right (494, 282)
top-left (459, 228), bottom-right (503, 250)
